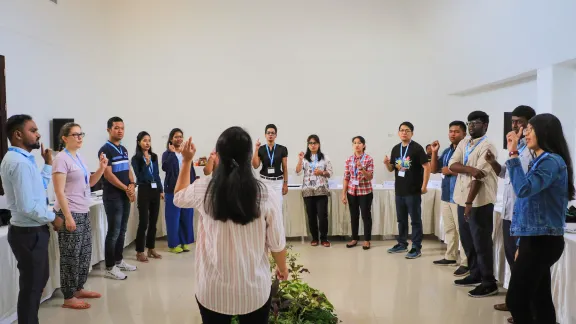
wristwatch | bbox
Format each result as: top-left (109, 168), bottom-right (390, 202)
top-left (509, 151), bottom-right (519, 157)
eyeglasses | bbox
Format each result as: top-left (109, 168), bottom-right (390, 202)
top-left (399, 129), bottom-right (412, 134)
top-left (523, 127), bottom-right (533, 135)
top-left (467, 120), bottom-right (484, 127)
top-left (308, 142), bottom-right (318, 145)
top-left (68, 132), bottom-right (85, 139)
top-left (266, 132), bottom-right (276, 135)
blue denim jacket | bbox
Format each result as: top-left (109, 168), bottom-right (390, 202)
top-left (506, 153), bottom-right (567, 237)
top-left (438, 147), bottom-right (457, 203)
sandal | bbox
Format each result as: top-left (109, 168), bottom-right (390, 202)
top-left (62, 300), bottom-right (91, 310)
top-left (136, 252), bottom-right (149, 263)
top-left (346, 240), bottom-right (358, 248)
top-left (74, 290), bottom-right (101, 299)
top-left (147, 249), bottom-right (162, 259)
top-left (321, 241), bottom-right (331, 247)
top-left (310, 240), bottom-right (319, 247)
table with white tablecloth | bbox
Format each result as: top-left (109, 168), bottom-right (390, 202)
top-left (0, 197), bottom-right (168, 324)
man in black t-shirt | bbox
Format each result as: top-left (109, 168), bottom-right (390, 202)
top-left (97, 116), bottom-right (137, 280)
top-left (252, 124), bottom-right (288, 213)
top-left (384, 121), bottom-right (431, 259)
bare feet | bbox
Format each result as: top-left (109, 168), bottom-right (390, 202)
top-left (74, 290), bottom-right (101, 299)
top-left (62, 297), bottom-right (91, 309)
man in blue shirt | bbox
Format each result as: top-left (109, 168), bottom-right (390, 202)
top-left (0, 114), bottom-right (60, 324)
top-left (430, 121), bottom-right (469, 276)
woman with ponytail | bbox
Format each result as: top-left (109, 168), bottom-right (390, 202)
top-left (173, 127), bottom-right (288, 324)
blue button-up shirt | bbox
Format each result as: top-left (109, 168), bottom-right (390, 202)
top-left (438, 146), bottom-right (457, 203)
top-left (0, 147), bottom-right (55, 227)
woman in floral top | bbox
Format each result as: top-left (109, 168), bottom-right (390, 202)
top-left (296, 135), bottom-right (333, 247)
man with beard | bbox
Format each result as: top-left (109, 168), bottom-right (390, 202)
top-left (1, 114), bottom-right (59, 324)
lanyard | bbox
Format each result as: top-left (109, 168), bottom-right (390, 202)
top-left (106, 141), bottom-right (123, 155)
top-left (310, 154), bottom-right (318, 172)
top-left (518, 142), bottom-right (527, 155)
top-left (354, 154), bottom-right (366, 177)
top-left (529, 152), bottom-right (550, 171)
top-left (266, 144), bottom-right (276, 166)
top-left (464, 136), bottom-right (486, 165)
top-left (443, 146), bottom-right (455, 167)
top-left (143, 156), bottom-right (153, 175)
top-left (400, 141), bottom-right (411, 162)
top-left (64, 149), bottom-right (89, 184)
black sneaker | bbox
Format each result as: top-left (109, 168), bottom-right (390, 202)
top-left (433, 259), bottom-right (457, 266)
top-left (468, 283), bottom-right (499, 298)
top-left (454, 275), bottom-right (481, 287)
top-left (453, 266), bottom-right (470, 277)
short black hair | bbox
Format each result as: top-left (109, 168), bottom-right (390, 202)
top-left (265, 124), bottom-right (277, 134)
top-left (6, 114), bottom-right (33, 142)
top-left (449, 120), bottom-right (467, 132)
top-left (426, 144), bottom-right (431, 149)
top-left (399, 122), bottom-right (414, 132)
top-left (107, 116), bottom-right (124, 129)
top-left (512, 105), bottom-right (536, 120)
top-left (467, 111), bottom-right (489, 124)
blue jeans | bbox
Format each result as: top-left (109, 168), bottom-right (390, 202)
top-left (395, 195), bottom-right (423, 249)
top-left (103, 196), bottom-right (131, 268)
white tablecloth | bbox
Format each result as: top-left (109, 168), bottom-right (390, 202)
top-left (282, 187), bottom-right (441, 238)
top-left (0, 196), bottom-right (167, 324)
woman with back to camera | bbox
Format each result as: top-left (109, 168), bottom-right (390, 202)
top-left (162, 128), bottom-right (196, 254)
top-left (296, 134), bottom-right (333, 247)
top-left (503, 113), bottom-right (574, 324)
top-left (342, 136), bottom-right (375, 250)
top-left (52, 122), bottom-right (108, 309)
top-left (131, 131), bottom-right (164, 262)
top-left (173, 127), bottom-right (288, 324)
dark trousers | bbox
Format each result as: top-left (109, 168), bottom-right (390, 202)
top-left (395, 195), bottom-right (423, 249)
top-left (196, 296), bottom-right (271, 324)
top-left (303, 195), bottom-right (329, 241)
top-left (136, 185), bottom-right (161, 252)
top-left (103, 196), bottom-right (131, 268)
top-left (347, 193), bottom-right (373, 241)
top-left (165, 193), bottom-right (194, 248)
top-left (458, 204), bottom-right (496, 284)
top-left (507, 235), bottom-right (564, 324)
top-left (7, 225), bottom-right (50, 324)
top-left (57, 212), bottom-right (92, 300)
top-left (503, 219), bottom-right (517, 269)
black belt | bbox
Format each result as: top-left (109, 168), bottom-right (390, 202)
top-left (260, 175), bottom-right (284, 181)
top-left (9, 225), bottom-right (49, 234)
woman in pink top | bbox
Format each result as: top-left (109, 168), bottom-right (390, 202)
top-left (173, 127), bottom-right (288, 324)
top-left (52, 123), bottom-right (108, 310)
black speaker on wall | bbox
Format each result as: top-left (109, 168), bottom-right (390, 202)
top-left (52, 118), bottom-right (74, 150)
top-left (503, 112), bottom-right (512, 149)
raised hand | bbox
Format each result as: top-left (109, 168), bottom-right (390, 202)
top-left (209, 150), bottom-right (217, 161)
top-left (506, 127), bottom-right (522, 152)
top-left (485, 149), bottom-right (496, 164)
top-left (431, 140), bottom-right (440, 153)
top-left (384, 155), bottom-right (391, 165)
top-left (145, 154), bottom-right (151, 165)
top-left (41, 143), bottom-right (53, 165)
top-left (98, 152), bottom-right (108, 170)
top-left (255, 138), bottom-right (261, 150)
top-left (181, 137), bottom-right (196, 162)
top-left (168, 144), bottom-right (176, 153)
top-left (298, 152), bottom-right (305, 161)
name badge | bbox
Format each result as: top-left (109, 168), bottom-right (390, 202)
top-left (351, 180), bottom-right (359, 186)
top-left (151, 182), bottom-right (157, 189)
top-left (398, 171), bottom-right (406, 177)
top-left (267, 167), bottom-right (275, 175)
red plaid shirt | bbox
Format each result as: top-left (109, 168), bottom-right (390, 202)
top-left (344, 154), bottom-right (374, 196)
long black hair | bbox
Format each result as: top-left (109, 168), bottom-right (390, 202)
top-left (304, 134), bottom-right (324, 162)
top-left (166, 128), bottom-right (183, 149)
top-left (204, 127), bottom-right (264, 225)
top-left (529, 113), bottom-right (575, 200)
top-left (134, 131), bottom-right (157, 164)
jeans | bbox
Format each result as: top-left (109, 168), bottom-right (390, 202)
top-left (458, 204), bottom-right (496, 284)
top-left (347, 192), bottom-right (373, 241)
top-left (303, 195), bottom-right (329, 241)
top-left (507, 235), bottom-right (564, 324)
top-left (196, 295), bottom-right (271, 324)
top-left (395, 195), bottom-right (423, 249)
top-left (103, 196), bottom-right (131, 268)
top-left (8, 225), bottom-right (50, 324)
top-left (136, 185), bottom-right (161, 252)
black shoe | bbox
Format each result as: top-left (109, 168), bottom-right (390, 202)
top-left (433, 259), bottom-right (457, 266)
top-left (454, 275), bottom-right (481, 287)
top-left (453, 266), bottom-right (470, 277)
top-left (468, 283), bottom-right (499, 298)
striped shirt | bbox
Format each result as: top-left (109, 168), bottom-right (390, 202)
top-left (344, 153), bottom-right (374, 196)
top-left (98, 142), bottom-right (130, 199)
top-left (173, 177), bottom-right (286, 315)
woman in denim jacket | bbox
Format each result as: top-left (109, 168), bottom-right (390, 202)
top-left (505, 113), bottom-right (575, 324)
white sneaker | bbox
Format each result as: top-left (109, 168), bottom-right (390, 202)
top-left (116, 260), bottom-right (137, 272)
top-left (105, 266), bottom-right (127, 280)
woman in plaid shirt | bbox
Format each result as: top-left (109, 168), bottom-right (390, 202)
top-left (342, 136), bottom-right (375, 250)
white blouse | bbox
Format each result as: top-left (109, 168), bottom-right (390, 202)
top-left (173, 177), bottom-right (286, 315)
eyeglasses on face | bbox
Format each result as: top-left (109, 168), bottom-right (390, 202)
top-left (399, 129), bottom-right (412, 134)
top-left (266, 132), bottom-right (276, 135)
top-left (68, 132), bottom-right (86, 139)
top-left (523, 127), bottom-right (533, 135)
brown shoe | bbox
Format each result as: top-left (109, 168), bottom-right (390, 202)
top-left (494, 303), bottom-right (508, 311)
top-left (310, 240), bottom-right (319, 247)
top-left (321, 241), bottom-right (331, 247)
top-left (346, 240), bottom-right (358, 248)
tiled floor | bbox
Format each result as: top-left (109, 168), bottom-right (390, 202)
top-left (35, 239), bottom-right (512, 324)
